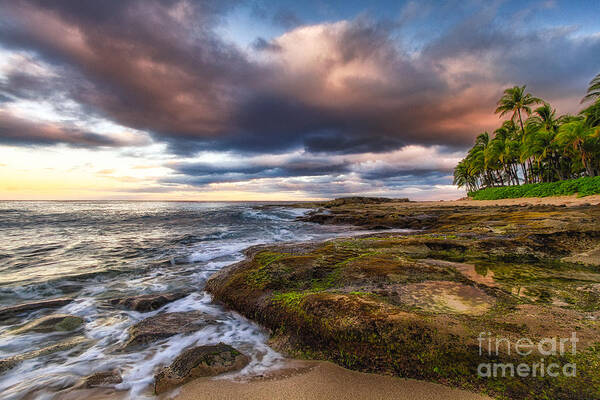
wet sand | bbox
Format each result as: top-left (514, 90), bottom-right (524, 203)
top-left (418, 194), bottom-right (600, 207)
top-left (171, 361), bottom-right (491, 400)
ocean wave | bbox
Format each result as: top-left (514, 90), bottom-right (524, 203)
top-left (0, 201), bottom-right (363, 399)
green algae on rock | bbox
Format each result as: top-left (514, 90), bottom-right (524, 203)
top-left (10, 314), bottom-right (84, 334)
top-left (207, 201), bottom-right (600, 400)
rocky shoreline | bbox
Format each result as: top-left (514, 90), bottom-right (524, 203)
top-left (0, 293), bottom-right (254, 395)
top-left (2, 197), bottom-right (599, 399)
top-left (206, 197), bottom-right (600, 400)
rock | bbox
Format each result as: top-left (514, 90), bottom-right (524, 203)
top-left (365, 224), bottom-right (392, 230)
top-left (124, 311), bottom-right (216, 349)
top-left (11, 314), bottom-right (84, 334)
top-left (322, 197), bottom-right (408, 207)
top-left (205, 200), bottom-right (600, 400)
top-left (395, 281), bottom-right (495, 316)
top-left (154, 343), bottom-right (249, 394)
top-left (563, 244), bottom-right (600, 266)
top-left (83, 370), bottom-right (123, 388)
top-left (0, 336), bottom-right (89, 374)
top-left (108, 292), bottom-right (187, 312)
top-left (0, 298), bottom-right (73, 321)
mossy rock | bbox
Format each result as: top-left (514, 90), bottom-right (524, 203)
top-left (11, 314), bottom-right (84, 334)
top-left (0, 336), bottom-right (89, 374)
top-left (206, 218), bottom-right (600, 400)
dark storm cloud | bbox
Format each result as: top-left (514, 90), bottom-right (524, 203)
top-left (0, 0), bottom-right (254, 139)
top-left (0, 111), bottom-right (145, 147)
top-left (166, 157), bottom-right (350, 185)
top-left (162, 146), bottom-right (458, 190)
top-left (169, 169), bottom-right (454, 199)
top-left (0, 0), bottom-right (599, 193)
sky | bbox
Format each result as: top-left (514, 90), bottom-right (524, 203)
top-left (0, 0), bottom-right (599, 201)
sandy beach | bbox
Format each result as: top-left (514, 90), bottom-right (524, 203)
top-left (427, 194), bottom-right (600, 207)
top-left (170, 361), bottom-right (490, 400)
top-left (59, 361), bottom-right (491, 400)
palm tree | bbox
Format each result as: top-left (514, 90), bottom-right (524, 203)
top-left (527, 103), bottom-right (560, 133)
top-left (555, 120), bottom-right (598, 177)
top-left (469, 132), bottom-right (492, 187)
top-left (495, 86), bottom-right (543, 136)
top-left (523, 125), bottom-right (557, 181)
top-left (581, 100), bottom-right (600, 128)
top-left (455, 74), bottom-right (600, 194)
top-left (453, 160), bottom-right (473, 191)
top-left (524, 103), bottom-right (568, 181)
top-left (582, 72), bottom-right (600, 103)
top-left (495, 86), bottom-right (543, 184)
top-left (486, 122), bottom-right (520, 185)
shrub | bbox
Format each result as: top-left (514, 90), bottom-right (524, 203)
top-left (469, 176), bottom-right (600, 200)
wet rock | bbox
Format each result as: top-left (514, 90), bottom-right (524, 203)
top-left (322, 197), bottom-right (408, 207)
top-left (154, 343), bottom-right (249, 394)
top-left (108, 292), bottom-right (187, 312)
top-left (0, 298), bottom-right (73, 321)
top-left (395, 281), bottom-right (495, 316)
top-left (0, 336), bottom-right (89, 374)
top-left (83, 370), bottom-right (123, 388)
top-left (124, 311), bottom-right (216, 349)
top-left (205, 200), bottom-right (600, 400)
top-left (11, 314), bottom-right (84, 334)
top-left (365, 224), bottom-right (392, 230)
top-left (563, 244), bottom-right (600, 266)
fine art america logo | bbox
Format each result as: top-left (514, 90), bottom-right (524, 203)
top-left (477, 332), bottom-right (578, 378)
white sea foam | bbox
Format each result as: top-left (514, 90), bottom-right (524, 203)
top-left (0, 202), bottom-right (406, 399)
top-left (188, 241), bottom-right (262, 263)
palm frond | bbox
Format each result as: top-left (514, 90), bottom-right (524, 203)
top-left (582, 72), bottom-right (600, 103)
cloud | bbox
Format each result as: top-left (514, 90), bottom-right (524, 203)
top-left (0, 0), bottom-right (252, 141)
top-left (163, 145), bottom-right (462, 196)
top-left (0, 110), bottom-right (149, 147)
top-left (2, 1), bottom-right (598, 157)
top-left (251, 37), bottom-right (282, 52)
top-left (0, 1), bottom-right (599, 198)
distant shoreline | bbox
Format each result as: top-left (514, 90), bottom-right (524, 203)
top-left (2, 194), bottom-right (600, 206)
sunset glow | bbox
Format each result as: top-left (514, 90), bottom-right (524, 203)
top-left (1, 0), bottom-right (598, 200)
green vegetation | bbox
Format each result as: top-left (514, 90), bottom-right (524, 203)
top-left (206, 224), bottom-right (600, 400)
top-left (454, 73), bottom-right (600, 194)
top-left (469, 176), bottom-right (600, 200)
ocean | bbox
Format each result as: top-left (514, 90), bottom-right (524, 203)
top-left (0, 201), bottom-right (362, 399)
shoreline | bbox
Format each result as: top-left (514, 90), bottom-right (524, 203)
top-left (413, 194), bottom-right (600, 207)
top-left (59, 361), bottom-right (491, 400)
top-left (204, 198), bottom-right (600, 400)
top-left (172, 361), bottom-right (491, 400)
top-left (6, 197), bottom-right (600, 399)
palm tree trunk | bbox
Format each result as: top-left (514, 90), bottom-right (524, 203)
top-left (517, 109), bottom-right (525, 137)
top-left (513, 164), bottom-right (520, 185)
